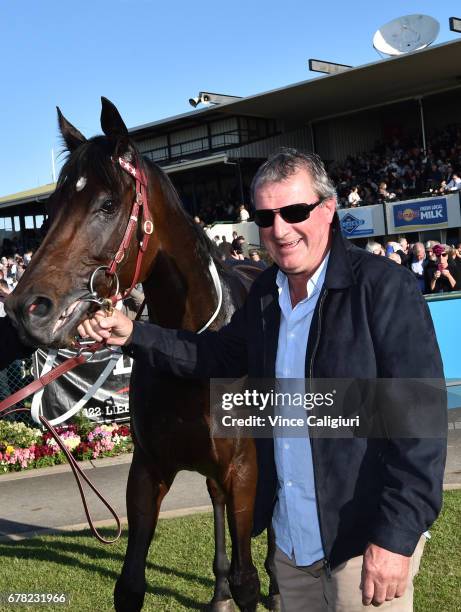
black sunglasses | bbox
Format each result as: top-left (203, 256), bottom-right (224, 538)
top-left (254, 200), bottom-right (324, 228)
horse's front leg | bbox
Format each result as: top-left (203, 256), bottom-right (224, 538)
top-left (114, 449), bottom-right (173, 612)
top-left (222, 459), bottom-right (260, 612)
top-left (206, 477), bottom-right (235, 612)
top-left (264, 525), bottom-right (281, 611)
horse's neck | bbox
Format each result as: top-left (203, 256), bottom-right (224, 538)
top-left (143, 198), bottom-right (219, 331)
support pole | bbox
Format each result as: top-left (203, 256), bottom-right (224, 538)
top-left (417, 97), bottom-right (427, 152)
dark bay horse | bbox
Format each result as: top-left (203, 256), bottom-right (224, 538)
top-left (6, 98), bottom-right (279, 612)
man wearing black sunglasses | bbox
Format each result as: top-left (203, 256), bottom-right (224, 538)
top-left (80, 149), bottom-right (446, 612)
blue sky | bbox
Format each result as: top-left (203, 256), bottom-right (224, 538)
top-left (1, 1), bottom-right (460, 196)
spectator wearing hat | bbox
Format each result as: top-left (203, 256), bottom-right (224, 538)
top-left (427, 244), bottom-right (457, 293)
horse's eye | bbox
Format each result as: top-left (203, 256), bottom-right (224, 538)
top-left (100, 199), bottom-right (116, 215)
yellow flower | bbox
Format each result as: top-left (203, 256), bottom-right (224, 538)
top-left (6, 445), bottom-right (14, 454)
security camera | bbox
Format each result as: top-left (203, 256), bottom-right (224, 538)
top-left (189, 96), bottom-right (201, 108)
top-left (188, 91), bottom-right (241, 108)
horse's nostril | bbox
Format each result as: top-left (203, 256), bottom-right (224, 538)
top-left (26, 296), bottom-right (53, 319)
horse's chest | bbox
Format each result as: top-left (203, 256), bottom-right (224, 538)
top-left (129, 369), bottom-right (213, 465)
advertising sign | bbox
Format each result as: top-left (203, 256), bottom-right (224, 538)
top-left (33, 348), bottom-right (132, 424)
top-left (337, 205), bottom-right (386, 238)
top-left (338, 208), bottom-right (374, 237)
top-left (392, 197), bottom-right (448, 231)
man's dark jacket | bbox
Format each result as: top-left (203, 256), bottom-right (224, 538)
top-left (124, 217), bottom-right (447, 569)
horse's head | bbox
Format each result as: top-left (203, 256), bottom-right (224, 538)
top-left (7, 97), bottom-right (157, 348)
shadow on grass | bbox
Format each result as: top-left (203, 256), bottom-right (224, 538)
top-left (0, 529), bottom-right (216, 610)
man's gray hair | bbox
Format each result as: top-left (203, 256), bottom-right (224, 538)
top-left (251, 148), bottom-right (337, 206)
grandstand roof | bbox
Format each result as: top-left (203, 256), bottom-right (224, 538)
top-left (0, 183), bottom-right (55, 210)
top-left (130, 38), bottom-right (461, 136)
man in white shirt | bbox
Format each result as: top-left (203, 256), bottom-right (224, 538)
top-left (239, 204), bottom-right (250, 222)
top-left (78, 150), bottom-right (445, 612)
top-left (446, 173), bottom-right (461, 191)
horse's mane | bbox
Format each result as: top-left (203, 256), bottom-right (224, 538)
top-left (142, 154), bottom-right (226, 274)
top-left (57, 135), bottom-right (225, 275)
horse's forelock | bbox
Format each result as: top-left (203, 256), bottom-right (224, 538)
top-left (57, 135), bottom-right (126, 196)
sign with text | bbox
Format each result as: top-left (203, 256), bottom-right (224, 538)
top-left (386, 194), bottom-right (461, 234)
top-left (34, 348), bottom-right (132, 424)
top-left (392, 197), bottom-right (448, 231)
top-left (338, 208), bottom-right (374, 237)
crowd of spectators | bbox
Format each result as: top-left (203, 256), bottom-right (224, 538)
top-left (0, 250), bottom-right (34, 316)
top-left (211, 231), bottom-right (267, 270)
top-left (330, 123), bottom-right (461, 209)
top-left (185, 124), bottom-right (461, 226)
top-left (365, 237), bottom-right (461, 294)
top-left (0, 251), bottom-right (32, 289)
top-left (1, 232), bottom-right (460, 302)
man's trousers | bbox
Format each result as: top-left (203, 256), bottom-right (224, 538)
top-left (274, 536), bottom-right (426, 611)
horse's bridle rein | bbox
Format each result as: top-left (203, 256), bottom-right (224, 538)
top-left (0, 155), bottom-right (154, 545)
top-left (0, 153), bottom-right (222, 544)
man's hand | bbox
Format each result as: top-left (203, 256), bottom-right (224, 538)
top-left (77, 309), bottom-right (133, 346)
top-left (360, 543), bottom-right (411, 606)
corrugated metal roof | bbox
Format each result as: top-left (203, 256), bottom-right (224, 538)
top-left (0, 183), bottom-right (55, 208)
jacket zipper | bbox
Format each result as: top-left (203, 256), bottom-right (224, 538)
top-left (308, 288), bottom-right (332, 579)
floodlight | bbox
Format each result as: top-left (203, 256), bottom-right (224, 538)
top-left (449, 17), bottom-right (461, 33)
top-left (308, 59), bottom-right (352, 75)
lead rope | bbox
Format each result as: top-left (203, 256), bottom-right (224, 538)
top-left (39, 413), bottom-right (122, 544)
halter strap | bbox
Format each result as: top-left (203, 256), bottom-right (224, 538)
top-left (105, 156), bottom-right (222, 332)
top-left (106, 157), bottom-right (153, 301)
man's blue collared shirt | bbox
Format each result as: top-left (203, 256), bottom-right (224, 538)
top-left (272, 255), bottom-right (329, 566)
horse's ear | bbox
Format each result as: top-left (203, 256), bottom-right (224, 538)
top-left (57, 107), bottom-right (87, 152)
top-left (100, 97), bottom-right (129, 139)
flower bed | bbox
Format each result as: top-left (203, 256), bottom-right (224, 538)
top-left (0, 420), bottom-right (133, 473)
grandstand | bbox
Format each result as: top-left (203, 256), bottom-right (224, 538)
top-left (2, 38), bottom-right (461, 250)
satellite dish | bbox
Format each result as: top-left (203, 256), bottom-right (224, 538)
top-left (373, 14), bottom-right (440, 56)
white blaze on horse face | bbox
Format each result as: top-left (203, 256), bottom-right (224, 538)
top-left (76, 176), bottom-right (87, 192)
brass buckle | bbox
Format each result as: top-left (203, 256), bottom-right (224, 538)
top-left (143, 220), bottom-right (154, 235)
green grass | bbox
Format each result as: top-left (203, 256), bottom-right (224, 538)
top-left (0, 491), bottom-right (459, 612)
top-left (414, 490), bottom-right (461, 612)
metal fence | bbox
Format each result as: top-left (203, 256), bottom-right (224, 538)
top-left (0, 357), bottom-right (35, 426)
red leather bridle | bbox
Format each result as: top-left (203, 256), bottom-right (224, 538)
top-left (87, 156), bottom-right (153, 311)
top-left (108, 156), bottom-right (153, 297)
top-left (0, 155), bottom-right (154, 543)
